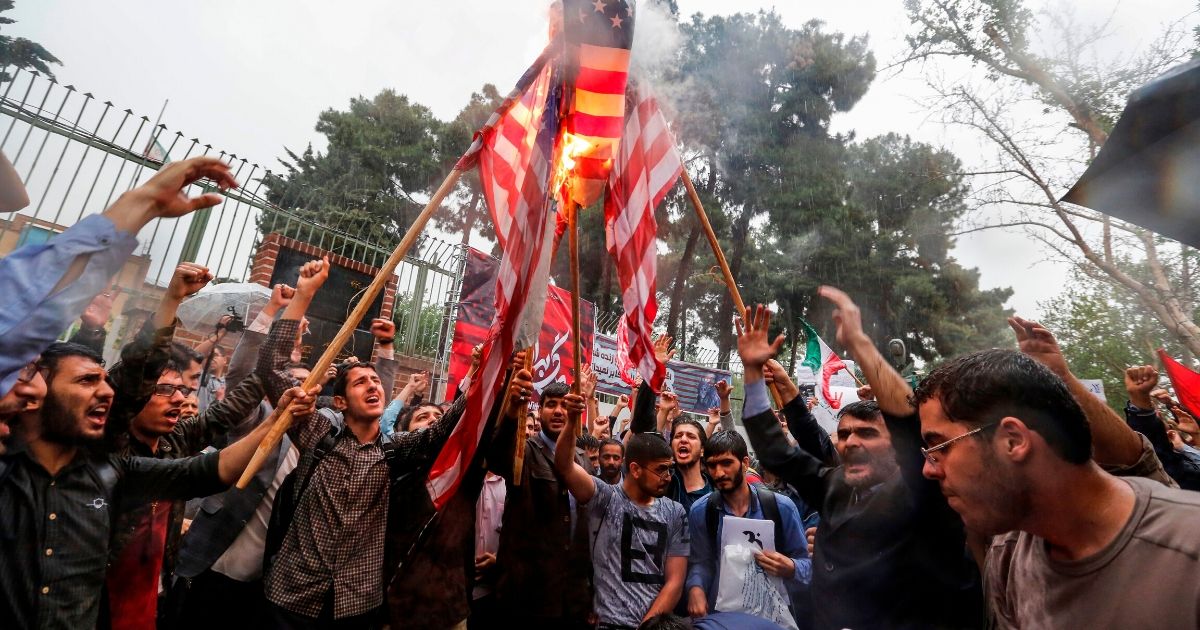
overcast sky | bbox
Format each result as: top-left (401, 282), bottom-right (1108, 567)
top-left (13, 0), bottom-right (1198, 318)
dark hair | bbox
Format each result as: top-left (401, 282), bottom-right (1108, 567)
top-left (540, 381), bottom-right (570, 401)
top-left (576, 433), bottom-right (601, 450)
top-left (39, 342), bottom-right (104, 377)
top-left (705, 430), bottom-right (748, 461)
top-left (638, 614), bottom-right (693, 630)
top-left (170, 342), bottom-right (203, 367)
top-left (395, 402), bottom-right (442, 432)
top-left (912, 348), bottom-right (1092, 465)
top-left (332, 362), bottom-right (378, 398)
top-left (670, 417), bottom-right (708, 452)
top-left (839, 399), bottom-right (882, 422)
top-left (599, 437), bottom-right (624, 455)
top-left (625, 432), bottom-right (673, 469)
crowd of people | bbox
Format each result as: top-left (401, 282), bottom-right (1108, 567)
top-left (2, 153), bottom-right (1200, 630)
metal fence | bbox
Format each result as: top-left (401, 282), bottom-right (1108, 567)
top-left (0, 68), bottom-right (465, 364)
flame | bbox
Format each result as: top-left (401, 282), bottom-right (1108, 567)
top-left (554, 131), bottom-right (596, 202)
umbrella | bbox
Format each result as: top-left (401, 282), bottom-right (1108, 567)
top-left (176, 282), bottom-right (271, 332)
top-left (1062, 58), bottom-right (1200, 247)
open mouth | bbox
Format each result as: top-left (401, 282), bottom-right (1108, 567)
top-left (364, 394), bottom-right (381, 405)
top-left (675, 445), bottom-right (691, 458)
top-left (86, 405), bottom-right (110, 424)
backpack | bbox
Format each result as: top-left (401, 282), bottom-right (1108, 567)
top-left (704, 485), bottom-right (785, 553)
top-left (262, 417), bottom-right (340, 579)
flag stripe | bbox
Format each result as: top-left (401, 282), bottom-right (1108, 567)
top-left (576, 67), bottom-right (629, 95)
top-left (604, 83), bottom-right (682, 393)
top-left (574, 88), bottom-right (627, 117)
top-left (569, 113), bottom-right (624, 138)
top-left (580, 43), bottom-right (632, 71)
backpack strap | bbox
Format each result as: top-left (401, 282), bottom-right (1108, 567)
top-left (294, 424), bottom-right (338, 503)
top-left (704, 490), bottom-right (722, 545)
top-left (755, 485), bottom-right (786, 554)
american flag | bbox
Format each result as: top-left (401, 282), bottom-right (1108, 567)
top-left (603, 83), bottom-right (682, 392)
top-left (561, 0), bottom-right (634, 207)
top-left (429, 50), bottom-right (563, 510)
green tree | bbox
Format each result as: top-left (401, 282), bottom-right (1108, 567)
top-left (260, 90), bottom-right (448, 261)
top-left (902, 0), bottom-right (1200, 357)
top-left (0, 0), bottom-right (59, 81)
top-left (1041, 267), bottom-right (1190, 409)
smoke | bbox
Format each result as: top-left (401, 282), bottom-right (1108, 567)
top-left (631, 1), bottom-right (683, 77)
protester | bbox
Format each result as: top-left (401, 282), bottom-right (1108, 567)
top-left (0, 341), bottom-right (312, 629)
top-left (0, 157), bottom-right (237, 400)
top-left (578, 432), bottom-right (601, 474)
top-left (736, 291), bottom-right (983, 630)
top-left (555, 398), bottom-right (690, 630)
top-left (1123, 364), bottom-right (1200, 490)
top-left (470, 468), bottom-right (507, 628)
top-left (914, 347), bottom-right (1200, 627)
top-left (598, 437), bottom-right (625, 484)
top-left (490, 380), bottom-right (594, 628)
top-left (686, 430), bottom-right (811, 626)
top-left (380, 369), bottom-right (430, 438)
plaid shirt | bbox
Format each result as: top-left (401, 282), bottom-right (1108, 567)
top-left (263, 318), bottom-right (465, 619)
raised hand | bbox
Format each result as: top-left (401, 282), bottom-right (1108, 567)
top-left (266, 283), bottom-right (295, 314)
top-left (735, 304), bottom-right (785, 373)
top-left (506, 368), bottom-right (534, 416)
top-left (614, 394), bottom-right (629, 411)
top-left (1007, 316), bottom-right (1070, 378)
top-left (370, 318), bottom-right (396, 344)
top-left (296, 256), bottom-right (330, 296)
top-left (166, 262), bottom-right (213, 302)
top-left (856, 384), bottom-right (874, 401)
top-left (653, 335), bottom-right (676, 364)
top-left (104, 156), bottom-right (239, 233)
top-left (818, 285), bottom-right (867, 350)
top-left (714, 379), bottom-right (733, 400)
top-left (1124, 366), bottom-right (1159, 408)
top-left (766, 359), bottom-right (799, 404)
top-left (579, 364), bottom-right (598, 399)
top-left (81, 286), bottom-right (119, 329)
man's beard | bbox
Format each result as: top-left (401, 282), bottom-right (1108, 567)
top-left (717, 465), bottom-right (745, 495)
top-left (40, 392), bottom-right (90, 446)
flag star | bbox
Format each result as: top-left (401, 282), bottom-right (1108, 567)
top-left (592, 0), bottom-right (606, 13)
top-left (610, 13), bottom-right (623, 28)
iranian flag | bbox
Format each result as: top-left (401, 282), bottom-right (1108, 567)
top-left (801, 320), bottom-right (850, 416)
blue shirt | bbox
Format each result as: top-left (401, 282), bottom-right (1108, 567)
top-left (0, 214), bottom-right (137, 396)
top-left (686, 484), bottom-right (813, 611)
top-left (379, 397), bottom-right (405, 438)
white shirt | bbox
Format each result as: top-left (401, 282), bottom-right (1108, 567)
top-left (472, 473), bottom-right (507, 599)
top-left (210, 443), bottom-right (300, 582)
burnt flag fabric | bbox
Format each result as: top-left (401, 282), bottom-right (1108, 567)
top-left (561, 0), bottom-right (635, 207)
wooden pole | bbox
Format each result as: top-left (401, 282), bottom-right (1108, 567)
top-left (568, 200), bottom-right (584, 435)
top-left (680, 169), bottom-right (785, 408)
top-left (511, 349), bottom-right (534, 485)
top-left (236, 167), bottom-right (465, 489)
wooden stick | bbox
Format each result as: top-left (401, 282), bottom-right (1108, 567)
top-left (681, 169), bottom-right (785, 408)
top-left (568, 200), bottom-right (584, 436)
top-left (512, 348), bottom-right (534, 486)
top-left (236, 167), bottom-right (465, 489)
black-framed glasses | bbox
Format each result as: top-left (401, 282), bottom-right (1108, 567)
top-left (921, 422), bottom-right (998, 466)
top-left (152, 384), bottom-right (196, 398)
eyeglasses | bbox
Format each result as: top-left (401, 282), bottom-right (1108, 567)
top-left (644, 465), bottom-right (674, 479)
top-left (921, 422), bottom-right (997, 465)
top-left (152, 384), bottom-right (196, 398)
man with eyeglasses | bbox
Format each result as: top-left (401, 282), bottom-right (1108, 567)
top-left (913, 322), bottom-right (1200, 629)
top-left (555, 400), bottom-right (690, 630)
top-left (735, 291), bottom-right (983, 630)
top-left (102, 262), bottom-right (301, 630)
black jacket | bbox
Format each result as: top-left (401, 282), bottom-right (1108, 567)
top-left (742, 397), bottom-right (983, 630)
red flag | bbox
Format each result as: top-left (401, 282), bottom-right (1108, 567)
top-left (1158, 348), bottom-right (1200, 416)
top-left (429, 53), bottom-right (564, 510)
top-left (603, 83), bottom-right (682, 393)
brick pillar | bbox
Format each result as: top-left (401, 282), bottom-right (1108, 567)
top-left (249, 234), bottom-right (282, 287)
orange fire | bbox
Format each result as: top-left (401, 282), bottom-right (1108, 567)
top-left (554, 131), bottom-right (597, 205)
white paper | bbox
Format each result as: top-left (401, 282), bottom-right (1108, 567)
top-left (720, 515), bottom-right (777, 554)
